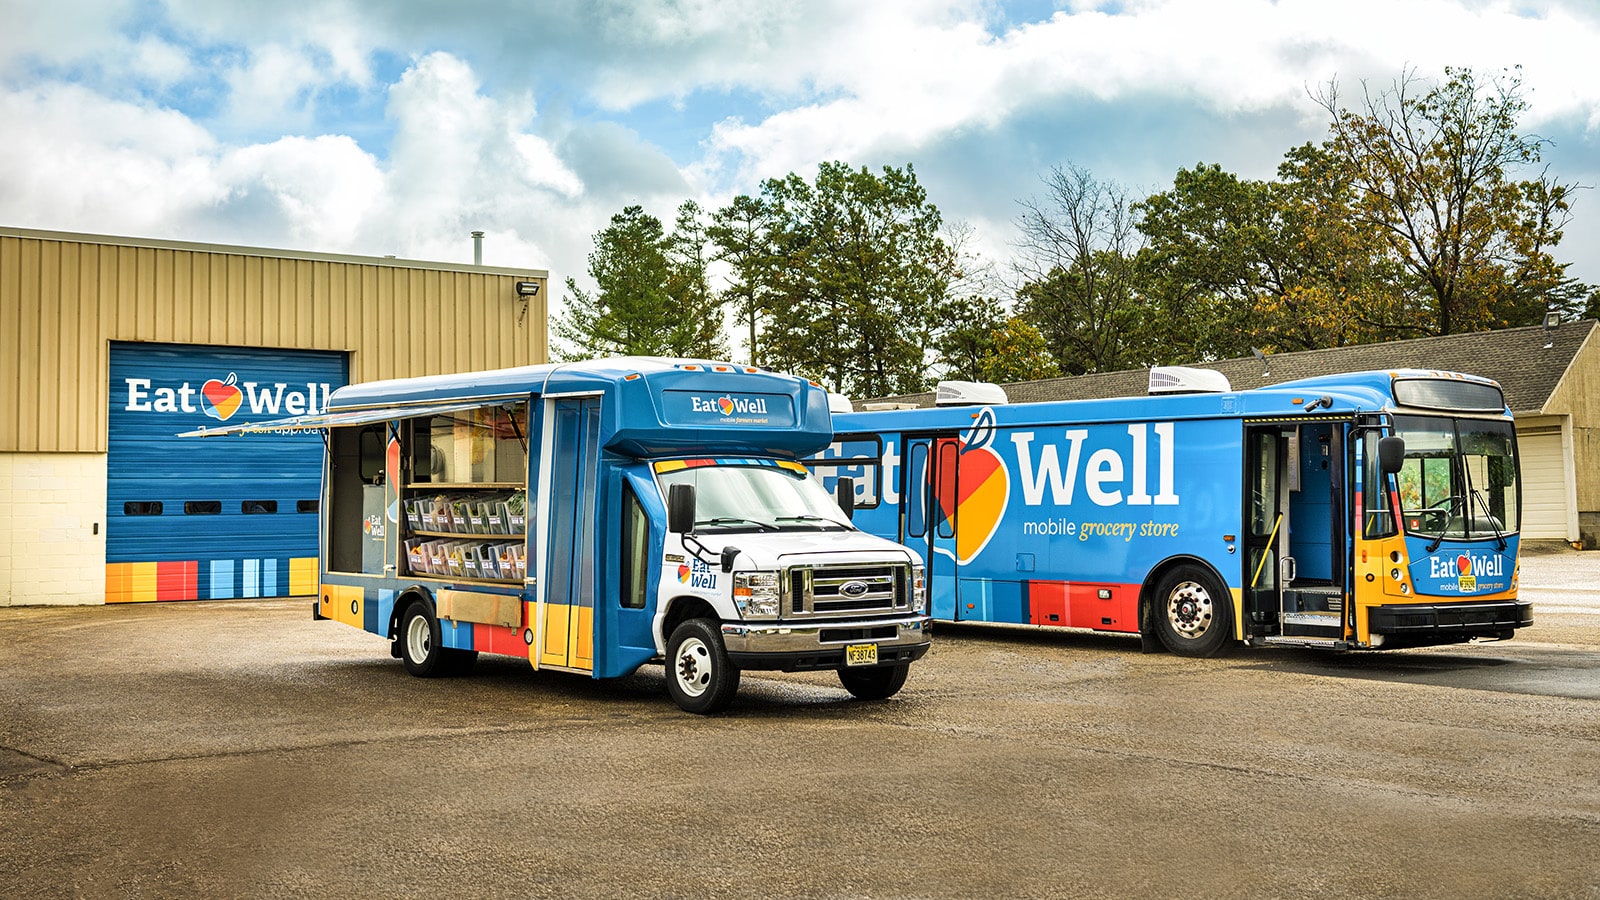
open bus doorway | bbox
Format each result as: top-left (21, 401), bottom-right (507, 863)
top-left (1245, 419), bottom-right (1350, 645)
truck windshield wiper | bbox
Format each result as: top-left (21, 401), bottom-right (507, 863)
top-left (696, 516), bottom-right (777, 532)
top-left (773, 514), bottom-right (851, 530)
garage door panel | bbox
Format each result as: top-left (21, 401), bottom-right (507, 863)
top-left (1517, 430), bottom-right (1570, 540)
top-left (107, 342), bottom-right (346, 602)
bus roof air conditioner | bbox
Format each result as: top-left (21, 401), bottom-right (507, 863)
top-left (1148, 366), bottom-right (1232, 395)
top-left (935, 380), bottom-right (1009, 406)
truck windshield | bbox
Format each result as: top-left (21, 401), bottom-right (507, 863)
top-left (656, 463), bottom-right (853, 532)
top-left (1391, 414), bottom-right (1520, 542)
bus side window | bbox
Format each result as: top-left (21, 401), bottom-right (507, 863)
top-left (935, 439), bottom-right (958, 540)
top-left (1362, 433), bottom-right (1397, 539)
top-left (620, 484), bottom-right (649, 610)
top-left (906, 442), bottom-right (929, 539)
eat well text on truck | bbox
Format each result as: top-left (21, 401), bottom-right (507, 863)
top-left (187, 358), bottom-right (930, 713)
top-left (812, 367), bottom-right (1529, 656)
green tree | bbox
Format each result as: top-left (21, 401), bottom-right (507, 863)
top-left (708, 194), bottom-right (778, 366)
top-left (552, 203), bottom-right (727, 360)
top-left (1012, 164), bottom-right (1148, 375)
top-left (1135, 157), bottom-right (1402, 356)
top-left (717, 162), bottom-right (958, 398)
top-left (930, 292), bottom-right (1005, 383)
top-left (978, 317), bottom-right (1060, 384)
top-left (1313, 66), bottom-right (1584, 334)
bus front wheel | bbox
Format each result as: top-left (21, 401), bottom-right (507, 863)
top-left (1152, 565), bottom-right (1233, 658)
top-left (399, 599), bottom-right (477, 677)
top-left (665, 618), bottom-right (740, 714)
top-left (838, 663), bottom-right (909, 700)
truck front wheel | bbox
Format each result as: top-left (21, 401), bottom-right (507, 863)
top-left (838, 663), bottom-right (909, 700)
top-left (665, 618), bottom-right (740, 714)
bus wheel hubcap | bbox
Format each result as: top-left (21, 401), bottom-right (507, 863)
top-left (675, 638), bottom-right (711, 697)
top-left (1168, 582), bottom-right (1213, 638)
top-left (407, 616), bottom-right (431, 661)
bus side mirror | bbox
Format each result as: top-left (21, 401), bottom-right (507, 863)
top-left (1378, 436), bottom-right (1405, 475)
top-left (667, 483), bottom-right (695, 534)
top-left (835, 476), bottom-right (855, 521)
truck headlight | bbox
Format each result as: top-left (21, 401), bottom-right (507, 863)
top-left (911, 565), bottom-right (926, 612)
top-left (733, 572), bottom-right (781, 618)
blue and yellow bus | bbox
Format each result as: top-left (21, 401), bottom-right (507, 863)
top-left (189, 358), bottom-right (929, 712)
top-left (813, 367), bottom-right (1530, 655)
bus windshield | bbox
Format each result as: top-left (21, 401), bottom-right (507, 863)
top-left (656, 463), bottom-right (853, 532)
top-left (1392, 414), bottom-right (1520, 542)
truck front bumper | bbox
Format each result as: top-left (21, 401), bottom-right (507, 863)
top-left (721, 615), bottom-right (932, 672)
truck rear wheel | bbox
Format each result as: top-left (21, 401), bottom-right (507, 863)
top-left (1152, 565), bottom-right (1233, 658)
top-left (399, 599), bottom-right (477, 677)
top-left (665, 618), bottom-right (740, 714)
top-left (838, 663), bottom-right (909, 700)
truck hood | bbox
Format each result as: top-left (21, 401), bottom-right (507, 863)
top-left (689, 528), bottom-right (919, 570)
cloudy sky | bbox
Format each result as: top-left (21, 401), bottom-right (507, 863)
top-left (4, 0), bottom-right (1599, 335)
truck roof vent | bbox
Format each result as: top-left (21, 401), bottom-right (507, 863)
top-left (935, 380), bottom-right (1008, 406)
top-left (827, 393), bottom-right (854, 414)
top-left (1149, 366), bottom-right (1231, 395)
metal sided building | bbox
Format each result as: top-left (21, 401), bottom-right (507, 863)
top-left (0, 226), bottom-right (549, 607)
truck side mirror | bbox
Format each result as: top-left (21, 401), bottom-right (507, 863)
top-left (667, 483), bottom-right (695, 534)
top-left (1378, 436), bottom-right (1405, 475)
top-left (835, 476), bottom-right (855, 521)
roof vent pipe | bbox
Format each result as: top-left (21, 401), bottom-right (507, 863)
top-left (472, 230), bottom-right (485, 266)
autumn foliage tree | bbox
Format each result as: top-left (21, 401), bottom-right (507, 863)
top-left (1312, 66), bottom-right (1582, 335)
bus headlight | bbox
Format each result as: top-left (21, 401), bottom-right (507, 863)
top-left (733, 572), bottom-right (781, 618)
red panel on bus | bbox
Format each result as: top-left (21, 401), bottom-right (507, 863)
top-left (1028, 581), bottom-right (1135, 631)
top-left (474, 623), bottom-right (527, 657)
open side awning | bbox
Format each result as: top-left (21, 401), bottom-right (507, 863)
top-left (177, 399), bottom-right (506, 437)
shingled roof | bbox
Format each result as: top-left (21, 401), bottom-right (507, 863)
top-left (870, 319), bottom-right (1598, 415)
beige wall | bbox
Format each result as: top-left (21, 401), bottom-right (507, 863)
top-left (1545, 327), bottom-right (1600, 514)
top-left (1, 227), bottom-right (549, 453)
top-left (0, 452), bottom-right (107, 606)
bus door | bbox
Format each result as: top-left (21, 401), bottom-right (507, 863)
top-left (904, 436), bottom-right (962, 620)
top-left (538, 395), bottom-right (601, 672)
top-left (1246, 420), bottom-right (1349, 641)
top-left (1243, 425), bottom-right (1288, 630)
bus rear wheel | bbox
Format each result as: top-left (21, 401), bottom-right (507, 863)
top-left (399, 599), bottom-right (477, 677)
top-left (665, 618), bottom-right (740, 714)
top-left (838, 663), bottom-right (909, 700)
top-left (1152, 565), bottom-right (1233, 658)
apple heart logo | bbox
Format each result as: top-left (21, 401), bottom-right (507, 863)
top-left (931, 407), bottom-right (1009, 565)
top-left (200, 373), bottom-right (244, 421)
top-left (717, 396), bottom-right (735, 416)
top-left (1457, 555), bottom-right (1472, 576)
top-left (677, 564), bottom-right (692, 583)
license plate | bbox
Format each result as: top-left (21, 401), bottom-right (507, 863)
top-left (844, 643), bottom-right (878, 667)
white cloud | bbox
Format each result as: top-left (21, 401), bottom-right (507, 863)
top-left (0, 82), bottom-right (223, 231)
top-left (1, 0), bottom-right (1598, 293)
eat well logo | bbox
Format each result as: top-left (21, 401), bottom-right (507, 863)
top-left (201, 374), bottom-right (243, 421)
top-left (124, 373), bottom-right (333, 420)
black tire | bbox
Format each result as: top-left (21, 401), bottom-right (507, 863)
top-left (1151, 564), bottom-right (1234, 658)
top-left (838, 663), bottom-right (909, 700)
top-left (665, 618), bottom-right (740, 714)
top-left (399, 599), bottom-right (478, 677)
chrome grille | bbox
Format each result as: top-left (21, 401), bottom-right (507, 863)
top-left (787, 564), bottom-right (906, 617)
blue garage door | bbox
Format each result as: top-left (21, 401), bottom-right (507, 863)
top-left (106, 342), bottom-right (348, 602)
